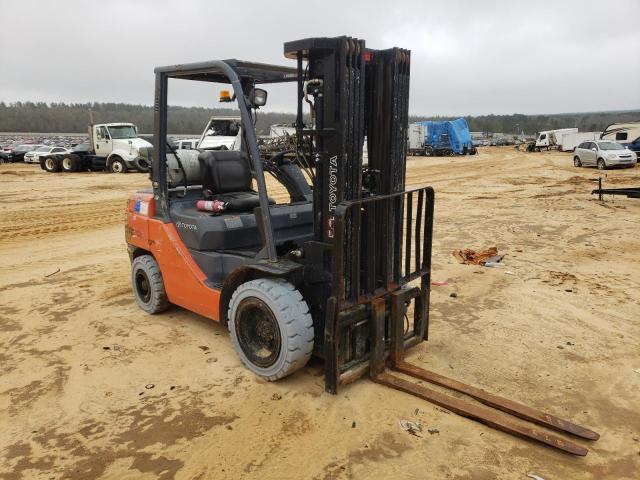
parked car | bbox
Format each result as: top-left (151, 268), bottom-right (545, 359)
top-left (8, 144), bottom-right (44, 162)
top-left (1, 142), bottom-right (20, 154)
top-left (24, 145), bottom-right (70, 164)
top-left (574, 141), bottom-right (637, 170)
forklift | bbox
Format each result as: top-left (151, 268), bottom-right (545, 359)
top-left (125, 36), bottom-right (598, 455)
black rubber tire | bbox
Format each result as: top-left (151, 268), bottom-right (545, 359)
top-left (43, 156), bottom-right (61, 173)
top-left (131, 255), bottom-right (169, 314)
top-left (70, 154), bottom-right (83, 172)
top-left (573, 156), bottom-right (582, 167)
top-left (61, 154), bottom-right (80, 172)
top-left (110, 157), bottom-right (127, 173)
top-left (470, 147), bottom-right (477, 155)
top-left (424, 147), bottom-right (433, 157)
top-left (134, 156), bottom-right (150, 173)
top-left (228, 278), bottom-right (314, 381)
top-left (597, 158), bottom-right (607, 170)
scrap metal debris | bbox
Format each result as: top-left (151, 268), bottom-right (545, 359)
top-left (44, 268), bottom-right (61, 278)
top-left (399, 419), bottom-right (423, 437)
top-left (452, 246), bottom-right (504, 266)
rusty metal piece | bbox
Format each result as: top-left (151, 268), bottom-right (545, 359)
top-left (395, 361), bottom-right (599, 441)
top-left (373, 372), bottom-right (589, 456)
top-left (369, 298), bottom-right (386, 377)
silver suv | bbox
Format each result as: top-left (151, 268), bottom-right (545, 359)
top-left (574, 140), bottom-right (637, 170)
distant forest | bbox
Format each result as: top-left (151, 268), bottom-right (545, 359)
top-left (0, 102), bottom-right (638, 136)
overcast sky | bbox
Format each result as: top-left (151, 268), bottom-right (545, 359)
top-left (1, 0), bottom-right (639, 116)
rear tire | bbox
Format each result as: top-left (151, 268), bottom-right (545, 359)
top-left (43, 156), bottom-right (61, 173)
top-left (597, 158), bottom-right (607, 170)
top-left (131, 255), bottom-right (169, 314)
top-left (573, 156), bottom-right (582, 167)
top-left (228, 278), bottom-right (314, 381)
top-left (61, 155), bottom-right (79, 172)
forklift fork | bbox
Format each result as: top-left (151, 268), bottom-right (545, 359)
top-left (370, 289), bottom-right (600, 456)
top-left (329, 186), bottom-right (598, 455)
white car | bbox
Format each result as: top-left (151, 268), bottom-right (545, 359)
top-left (24, 145), bottom-right (70, 164)
top-left (574, 140), bottom-right (637, 170)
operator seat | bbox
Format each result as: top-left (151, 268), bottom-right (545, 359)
top-left (198, 150), bottom-right (275, 212)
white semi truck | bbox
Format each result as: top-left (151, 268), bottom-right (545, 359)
top-left (533, 128), bottom-right (578, 151)
top-left (41, 123), bottom-right (152, 173)
top-left (198, 116), bottom-right (242, 150)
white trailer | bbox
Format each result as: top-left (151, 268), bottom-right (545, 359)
top-left (407, 123), bottom-right (426, 155)
top-left (600, 122), bottom-right (640, 143)
top-left (558, 131), bottom-right (601, 152)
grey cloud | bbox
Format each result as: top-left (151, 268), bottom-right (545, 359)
top-left (1, 0), bottom-right (638, 115)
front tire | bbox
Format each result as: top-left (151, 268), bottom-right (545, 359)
top-left (573, 156), bottom-right (582, 167)
top-left (110, 157), bottom-right (127, 173)
top-left (597, 158), bottom-right (607, 170)
top-left (131, 255), bottom-right (169, 314)
top-left (228, 278), bottom-right (314, 381)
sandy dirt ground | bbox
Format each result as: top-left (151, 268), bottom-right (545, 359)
top-left (1, 148), bottom-right (639, 479)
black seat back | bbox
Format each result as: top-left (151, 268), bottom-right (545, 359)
top-left (198, 151), bottom-right (252, 196)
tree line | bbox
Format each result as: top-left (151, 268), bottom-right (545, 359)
top-left (0, 101), bottom-right (637, 135)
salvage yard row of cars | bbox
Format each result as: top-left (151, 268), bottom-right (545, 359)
top-left (1, 127), bottom-right (638, 171)
top-left (0, 143), bottom-right (72, 163)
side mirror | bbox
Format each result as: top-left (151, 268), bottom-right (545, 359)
top-left (591, 147), bottom-right (597, 152)
top-left (249, 88), bottom-right (267, 107)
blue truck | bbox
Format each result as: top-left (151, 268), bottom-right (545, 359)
top-left (415, 118), bottom-right (477, 156)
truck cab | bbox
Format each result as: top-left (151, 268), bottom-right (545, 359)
top-left (198, 116), bottom-right (241, 150)
top-left (89, 123), bottom-right (153, 172)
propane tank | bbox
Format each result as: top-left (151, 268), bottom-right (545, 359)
top-left (196, 199), bottom-right (228, 213)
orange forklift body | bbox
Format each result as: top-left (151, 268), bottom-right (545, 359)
top-left (126, 192), bottom-right (221, 321)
